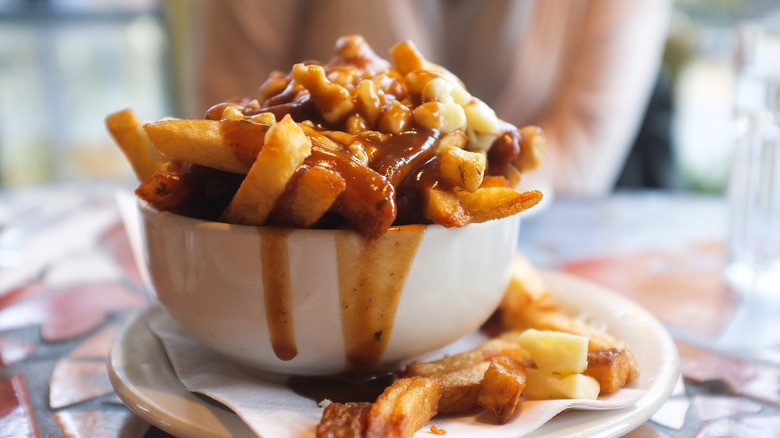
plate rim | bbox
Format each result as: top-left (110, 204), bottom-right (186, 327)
top-left (107, 269), bottom-right (679, 438)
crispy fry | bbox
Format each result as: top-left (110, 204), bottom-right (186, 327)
top-left (499, 255), bottom-right (555, 329)
top-left (105, 108), bottom-right (166, 181)
top-left (305, 133), bottom-right (397, 237)
top-left (406, 339), bottom-right (526, 414)
top-left (287, 166), bottom-right (346, 228)
top-left (584, 348), bottom-right (639, 395)
top-left (364, 377), bottom-right (441, 438)
top-left (477, 356), bottom-right (527, 424)
top-left (406, 339), bottom-right (525, 377)
top-left (498, 255), bottom-right (640, 394)
top-left (221, 115), bottom-right (312, 225)
top-left (436, 362), bottom-right (490, 414)
top-left (502, 304), bottom-right (626, 352)
top-left (420, 184), bottom-right (470, 228)
top-left (455, 187), bottom-right (542, 223)
top-left (134, 162), bottom-right (191, 211)
top-left (144, 119), bottom-right (269, 174)
top-left (316, 402), bottom-right (371, 438)
top-left (479, 175), bottom-right (511, 188)
top-left (439, 146), bottom-right (486, 192)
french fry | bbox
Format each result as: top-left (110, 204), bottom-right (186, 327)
top-left (134, 162), bottom-right (191, 211)
top-left (406, 339), bottom-right (525, 377)
top-left (439, 146), bottom-right (486, 192)
top-left (221, 115), bottom-right (312, 225)
top-left (316, 401), bottom-right (371, 438)
top-left (477, 356), bottom-right (527, 424)
top-left (499, 255), bottom-right (555, 329)
top-left (584, 348), bottom-right (640, 395)
top-left (144, 119), bottom-right (269, 174)
top-left (479, 175), bottom-right (511, 188)
top-left (498, 255), bottom-right (640, 394)
top-left (364, 377), bottom-right (441, 438)
top-left (105, 108), bottom-right (166, 181)
top-left (406, 339), bottom-right (526, 414)
top-left (307, 135), bottom-right (397, 237)
top-left (436, 362), bottom-right (490, 414)
top-left (286, 166), bottom-right (346, 228)
top-left (455, 187), bottom-right (542, 223)
top-left (420, 184), bottom-right (470, 227)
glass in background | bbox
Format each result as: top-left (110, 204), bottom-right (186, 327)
top-left (726, 18), bottom-right (780, 303)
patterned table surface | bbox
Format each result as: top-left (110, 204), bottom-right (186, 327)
top-left (1, 183), bottom-right (778, 437)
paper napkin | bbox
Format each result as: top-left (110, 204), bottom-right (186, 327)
top-left (148, 310), bottom-right (644, 438)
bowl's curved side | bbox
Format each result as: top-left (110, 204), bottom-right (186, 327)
top-left (139, 202), bottom-right (519, 375)
top-left (384, 215), bottom-right (519, 363)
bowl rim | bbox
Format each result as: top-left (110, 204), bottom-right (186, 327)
top-left (137, 197), bottom-right (519, 236)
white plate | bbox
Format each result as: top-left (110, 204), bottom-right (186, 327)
top-left (107, 270), bottom-right (679, 438)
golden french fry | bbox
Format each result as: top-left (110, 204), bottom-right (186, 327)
top-left (220, 115), bottom-right (312, 225)
top-left (406, 338), bottom-right (525, 377)
top-left (407, 339), bottom-right (525, 414)
top-left (134, 162), bottom-right (191, 211)
top-left (144, 119), bottom-right (270, 174)
top-left (439, 146), bottom-right (486, 193)
top-left (516, 125), bottom-right (547, 172)
top-left (105, 108), bottom-right (166, 181)
top-left (365, 377), bottom-right (441, 438)
top-left (420, 184), bottom-right (470, 228)
top-left (498, 257), bottom-right (640, 394)
top-left (286, 166), bottom-right (346, 228)
top-left (436, 362), bottom-right (490, 414)
top-left (584, 348), bottom-right (640, 395)
top-left (479, 175), bottom-right (511, 188)
top-left (501, 305), bottom-right (626, 353)
top-left (315, 401), bottom-right (371, 438)
top-left (477, 356), bottom-right (527, 424)
top-left (306, 134), bottom-right (396, 238)
top-left (499, 255), bottom-right (555, 330)
top-left (455, 187), bottom-right (542, 223)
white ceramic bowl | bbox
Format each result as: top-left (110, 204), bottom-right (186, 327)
top-left (139, 200), bottom-right (520, 376)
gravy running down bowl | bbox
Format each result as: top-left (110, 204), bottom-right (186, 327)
top-left (139, 200), bottom-right (520, 375)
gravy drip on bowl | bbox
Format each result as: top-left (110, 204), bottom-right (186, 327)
top-left (259, 227), bottom-right (297, 361)
top-left (336, 226), bottom-right (424, 371)
top-left (259, 225), bottom-right (424, 371)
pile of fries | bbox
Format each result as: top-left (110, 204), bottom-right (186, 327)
top-left (106, 35), bottom-right (544, 237)
top-left (316, 256), bottom-right (640, 437)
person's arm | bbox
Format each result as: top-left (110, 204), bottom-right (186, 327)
top-left (197, 0), bottom-right (303, 114)
top-left (535, 0), bottom-right (672, 196)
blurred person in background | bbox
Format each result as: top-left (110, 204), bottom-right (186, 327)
top-left (192, 0), bottom-right (672, 196)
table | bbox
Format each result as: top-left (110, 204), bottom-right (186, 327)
top-left (1, 184), bottom-right (778, 437)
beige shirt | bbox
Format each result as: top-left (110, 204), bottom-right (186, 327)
top-left (195, 0), bottom-right (672, 196)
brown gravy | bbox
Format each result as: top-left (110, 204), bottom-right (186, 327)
top-left (336, 226), bottom-right (425, 372)
top-left (288, 372), bottom-right (397, 403)
top-left (259, 227), bottom-right (297, 361)
top-left (259, 225), bottom-right (425, 373)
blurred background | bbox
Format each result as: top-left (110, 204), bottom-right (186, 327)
top-left (0, 0), bottom-right (778, 192)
